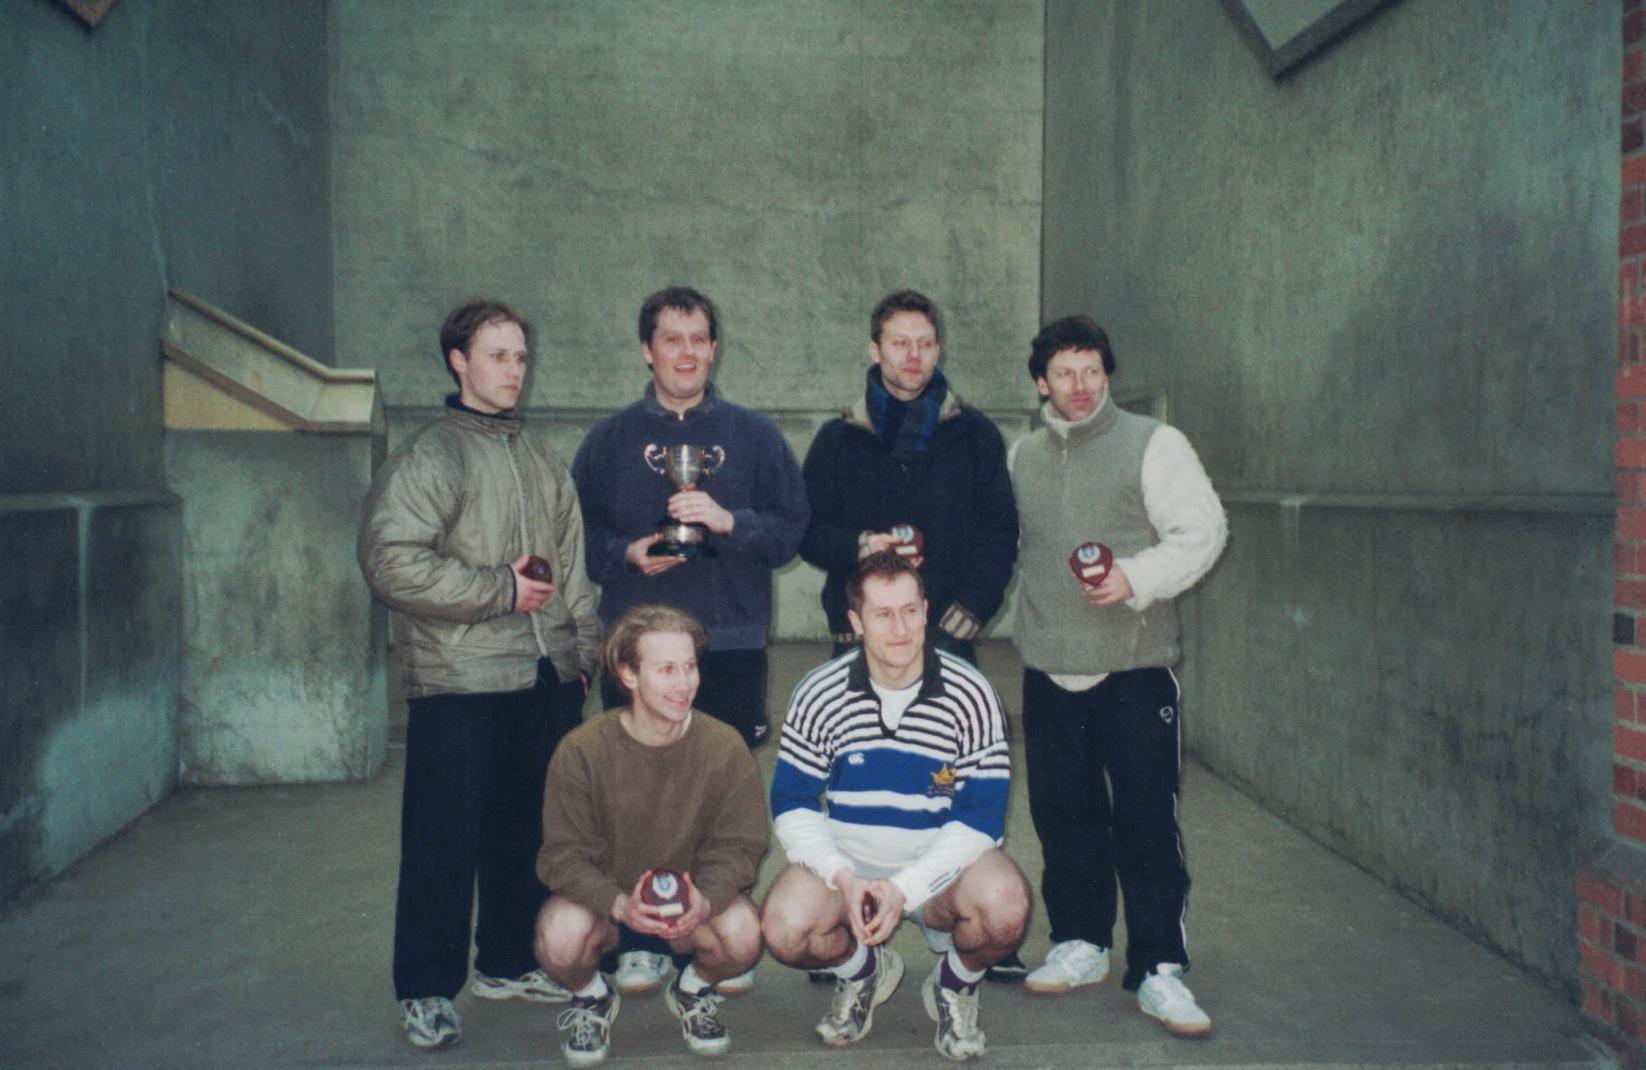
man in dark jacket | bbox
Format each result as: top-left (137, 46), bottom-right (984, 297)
top-left (800, 290), bottom-right (1018, 666)
top-left (797, 289), bottom-right (1023, 981)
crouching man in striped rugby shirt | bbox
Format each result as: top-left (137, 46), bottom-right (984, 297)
top-left (761, 551), bottom-right (1029, 1062)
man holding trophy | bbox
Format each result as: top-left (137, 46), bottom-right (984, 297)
top-left (571, 286), bottom-right (807, 993)
top-left (572, 285), bottom-right (808, 748)
top-left (1008, 315), bottom-right (1226, 1037)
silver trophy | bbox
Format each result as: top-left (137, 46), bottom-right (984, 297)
top-left (643, 443), bottom-right (725, 557)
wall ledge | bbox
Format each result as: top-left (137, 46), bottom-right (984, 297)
top-left (0, 490), bottom-right (180, 513)
top-left (1222, 489), bottom-right (1613, 516)
top-left (163, 289), bottom-right (380, 434)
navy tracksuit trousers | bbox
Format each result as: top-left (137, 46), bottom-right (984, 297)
top-left (1022, 665), bottom-right (1191, 991)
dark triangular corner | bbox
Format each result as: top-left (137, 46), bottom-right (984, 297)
top-left (1219, 0), bottom-right (1401, 81)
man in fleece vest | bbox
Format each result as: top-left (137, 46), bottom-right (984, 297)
top-left (1008, 315), bottom-right (1227, 1037)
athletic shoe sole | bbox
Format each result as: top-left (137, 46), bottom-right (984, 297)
top-left (1138, 1003), bottom-right (1213, 1037)
top-left (470, 978), bottom-right (572, 1003)
top-left (614, 960), bottom-right (671, 995)
top-left (404, 1029), bottom-right (457, 1051)
top-left (1024, 964), bottom-right (1110, 994)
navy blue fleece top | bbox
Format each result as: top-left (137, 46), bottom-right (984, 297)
top-left (571, 383), bottom-right (809, 649)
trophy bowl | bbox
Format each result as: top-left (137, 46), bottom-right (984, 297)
top-left (644, 443), bottom-right (724, 558)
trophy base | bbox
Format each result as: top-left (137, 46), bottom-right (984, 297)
top-left (649, 522), bottom-right (715, 559)
top-left (649, 540), bottom-right (715, 559)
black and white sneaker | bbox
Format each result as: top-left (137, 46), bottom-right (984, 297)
top-left (399, 996), bottom-right (460, 1049)
top-left (557, 987), bottom-right (621, 1067)
top-left (665, 973), bottom-right (731, 1055)
top-left (985, 950), bottom-right (1029, 983)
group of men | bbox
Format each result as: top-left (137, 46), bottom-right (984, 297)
top-left (357, 285), bottom-right (1228, 1063)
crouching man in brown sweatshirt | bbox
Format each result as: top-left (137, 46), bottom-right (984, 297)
top-left (534, 604), bottom-right (768, 1067)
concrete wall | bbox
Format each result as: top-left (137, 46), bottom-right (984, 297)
top-left (0, 0), bottom-right (333, 902)
top-left (337, 0), bottom-right (1045, 641)
top-left (1043, 0), bottom-right (1617, 987)
top-left (333, 0), bottom-right (1041, 411)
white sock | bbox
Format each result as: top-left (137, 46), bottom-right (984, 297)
top-left (832, 939), bottom-right (869, 980)
top-left (944, 948), bottom-right (985, 986)
top-left (679, 963), bottom-right (712, 995)
top-left (574, 974), bottom-right (609, 1000)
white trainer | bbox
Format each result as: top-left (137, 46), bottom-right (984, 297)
top-left (1137, 963), bottom-right (1212, 1037)
top-left (471, 967), bottom-right (572, 1003)
top-left (717, 966), bottom-right (755, 996)
top-left (614, 951), bottom-right (671, 994)
top-left (399, 996), bottom-right (461, 1049)
top-left (1024, 940), bottom-right (1110, 994)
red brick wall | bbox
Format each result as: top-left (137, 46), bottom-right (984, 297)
top-left (1581, 0), bottom-right (1646, 1054)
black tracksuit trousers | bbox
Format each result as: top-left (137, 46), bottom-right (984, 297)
top-left (392, 658), bottom-right (583, 1001)
top-left (1022, 665), bottom-right (1191, 991)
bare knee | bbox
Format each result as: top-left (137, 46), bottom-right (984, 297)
top-left (534, 897), bottom-right (603, 973)
top-left (760, 893), bottom-right (815, 962)
top-left (976, 869), bottom-right (1031, 945)
top-left (949, 853), bottom-right (1032, 948)
top-left (760, 869), bottom-right (837, 963)
top-left (702, 897), bottom-right (763, 967)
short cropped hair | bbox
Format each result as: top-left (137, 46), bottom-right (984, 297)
top-left (870, 290), bottom-right (943, 345)
top-left (598, 603), bottom-right (709, 696)
top-left (845, 550), bottom-right (926, 615)
top-left (438, 299), bottom-right (531, 388)
top-left (638, 286), bottom-right (719, 347)
top-left (1028, 315), bottom-right (1115, 382)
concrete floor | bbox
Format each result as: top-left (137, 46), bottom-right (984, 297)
top-left (0, 643), bottom-right (1612, 1069)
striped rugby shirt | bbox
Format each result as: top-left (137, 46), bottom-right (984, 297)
top-left (770, 645), bottom-right (1011, 909)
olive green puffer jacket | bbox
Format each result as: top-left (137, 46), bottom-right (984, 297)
top-left (358, 404), bottom-right (599, 699)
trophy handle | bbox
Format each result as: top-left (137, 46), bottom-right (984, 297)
top-left (701, 446), bottom-right (725, 477)
top-left (643, 443), bottom-right (668, 475)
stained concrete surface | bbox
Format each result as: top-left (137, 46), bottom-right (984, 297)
top-left (167, 431), bottom-right (386, 785)
top-left (0, 643), bottom-right (1604, 1069)
top-left (0, 494), bottom-right (181, 906)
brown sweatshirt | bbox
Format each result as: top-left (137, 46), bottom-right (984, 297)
top-left (537, 709), bottom-right (769, 920)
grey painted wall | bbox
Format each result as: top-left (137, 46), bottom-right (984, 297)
top-left (332, 0), bottom-right (1043, 414)
top-left (1043, 0), bottom-right (1616, 987)
top-left (0, 0), bottom-right (334, 903)
top-left (2, 0), bottom-right (336, 497)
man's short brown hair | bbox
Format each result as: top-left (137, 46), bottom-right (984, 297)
top-left (598, 604), bottom-right (709, 696)
top-left (870, 289), bottom-right (943, 345)
top-left (845, 550), bottom-right (926, 615)
top-left (438, 299), bottom-right (531, 388)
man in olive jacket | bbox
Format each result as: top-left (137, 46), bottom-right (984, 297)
top-left (358, 298), bottom-right (601, 1051)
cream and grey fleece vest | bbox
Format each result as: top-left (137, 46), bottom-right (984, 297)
top-left (1010, 400), bottom-right (1181, 674)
